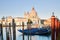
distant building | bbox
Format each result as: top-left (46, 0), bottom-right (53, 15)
top-left (44, 18), bottom-right (51, 26)
top-left (24, 7), bottom-right (40, 24)
top-left (0, 7), bottom-right (53, 27)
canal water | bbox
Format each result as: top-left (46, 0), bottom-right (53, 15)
top-left (0, 27), bottom-right (51, 40)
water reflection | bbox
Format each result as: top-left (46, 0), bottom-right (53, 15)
top-left (0, 27), bottom-right (51, 40)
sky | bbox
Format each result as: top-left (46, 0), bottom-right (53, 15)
top-left (0, 0), bottom-right (60, 19)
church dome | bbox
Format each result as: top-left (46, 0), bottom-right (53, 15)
top-left (30, 7), bottom-right (37, 18)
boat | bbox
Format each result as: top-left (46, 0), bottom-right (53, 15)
top-left (18, 27), bottom-right (51, 35)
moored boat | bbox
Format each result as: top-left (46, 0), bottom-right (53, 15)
top-left (18, 27), bottom-right (51, 35)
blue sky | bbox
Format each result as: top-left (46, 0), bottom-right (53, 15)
top-left (0, 0), bottom-right (60, 19)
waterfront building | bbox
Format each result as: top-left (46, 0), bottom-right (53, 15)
top-left (0, 7), bottom-right (58, 28)
top-left (44, 18), bottom-right (51, 26)
top-left (14, 7), bottom-right (41, 28)
top-left (0, 7), bottom-right (40, 28)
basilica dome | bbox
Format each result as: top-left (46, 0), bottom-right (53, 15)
top-left (30, 7), bottom-right (37, 18)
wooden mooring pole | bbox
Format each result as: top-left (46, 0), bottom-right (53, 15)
top-left (22, 22), bottom-right (24, 40)
top-left (0, 23), bottom-right (3, 40)
top-left (51, 12), bottom-right (55, 40)
top-left (5, 16), bottom-right (10, 40)
top-left (9, 23), bottom-right (12, 40)
top-left (12, 19), bottom-right (16, 40)
top-left (59, 21), bottom-right (60, 31)
top-left (51, 12), bottom-right (60, 40)
top-left (6, 24), bottom-right (10, 40)
top-left (58, 21), bottom-right (60, 32)
top-left (55, 18), bottom-right (58, 39)
top-left (27, 19), bottom-right (32, 40)
top-left (55, 18), bottom-right (58, 29)
top-left (27, 23), bottom-right (29, 40)
top-left (27, 23), bottom-right (31, 40)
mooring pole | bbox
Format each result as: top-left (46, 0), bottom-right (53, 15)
top-left (30, 24), bottom-right (31, 40)
top-left (27, 23), bottom-right (29, 40)
top-left (6, 24), bottom-right (10, 40)
top-left (27, 23), bottom-right (31, 40)
top-left (55, 18), bottom-right (60, 40)
top-left (55, 18), bottom-right (58, 38)
top-left (59, 21), bottom-right (60, 32)
top-left (9, 23), bottom-right (12, 40)
top-left (0, 23), bottom-right (3, 40)
top-left (58, 21), bottom-right (60, 32)
top-left (22, 22), bottom-right (24, 40)
top-left (27, 19), bottom-right (32, 40)
top-left (6, 24), bottom-right (7, 40)
top-left (12, 19), bottom-right (16, 40)
top-left (51, 12), bottom-right (55, 40)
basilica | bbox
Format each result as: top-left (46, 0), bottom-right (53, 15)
top-left (0, 7), bottom-right (51, 28)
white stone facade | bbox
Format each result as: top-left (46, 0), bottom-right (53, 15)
top-left (0, 7), bottom-right (40, 27)
top-left (0, 7), bottom-right (51, 27)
